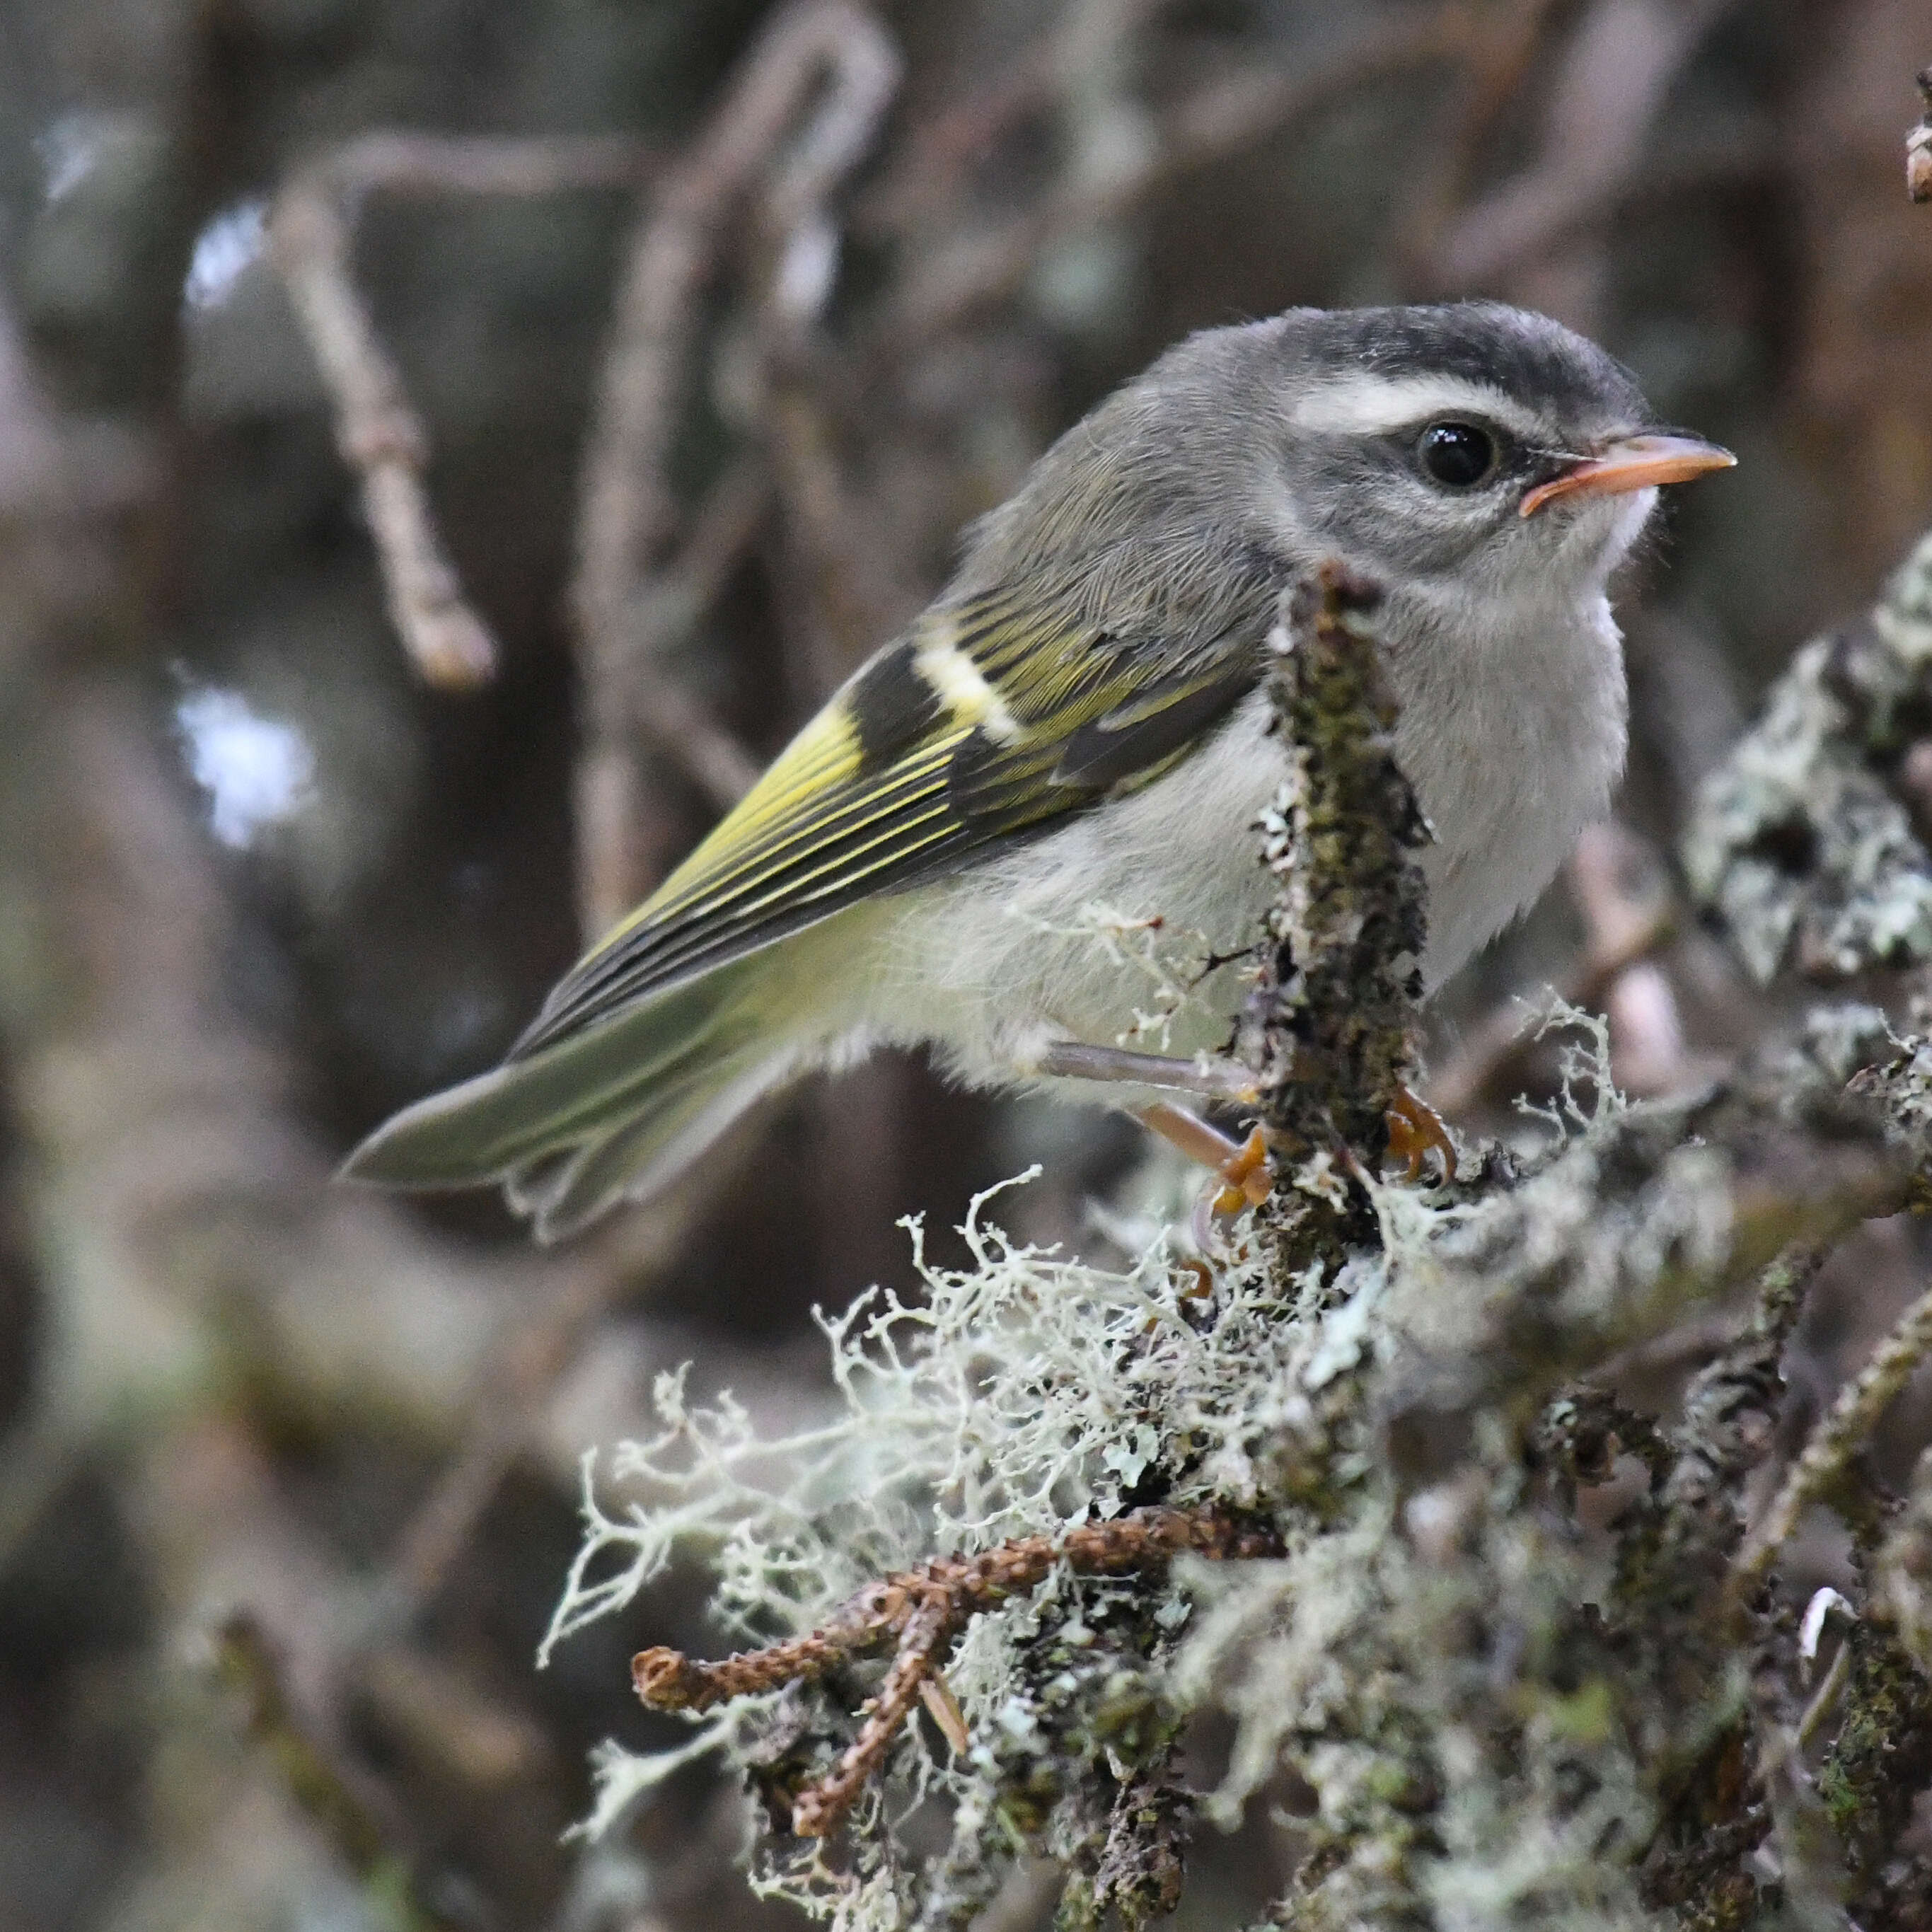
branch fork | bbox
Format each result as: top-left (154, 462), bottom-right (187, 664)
top-left (630, 1503), bottom-right (1277, 1837)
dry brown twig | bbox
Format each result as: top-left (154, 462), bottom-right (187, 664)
top-left (874, 6), bottom-right (1471, 352)
top-left (210, 1612), bottom-right (473, 1932)
top-left (852, 0), bottom-right (1169, 239)
top-left (382, 1119), bottom-right (763, 1616)
top-left (631, 1504), bottom-right (1278, 1838)
top-left (269, 134), bottom-right (652, 691)
top-left (1416, 0), bottom-right (1736, 311)
top-left (1388, 0), bottom-right (1566, 285)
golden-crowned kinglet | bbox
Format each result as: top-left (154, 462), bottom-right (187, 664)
top-left (345, 301), bottom-right (1732, 1238)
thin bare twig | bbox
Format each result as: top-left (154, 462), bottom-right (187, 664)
top-left (270, 137), bottom-right (651, 691)
top-left (632, 1504), bottom-right (1278, 1837)
top-left (570, 0), bottom-right (899, 936)
top-left (210, 1612), bottom-right (456, 1931)
top-left (853, 0), bottom-right (1169, 238)
top-left (385, 1120), bottom-right (760, 1614)
top-left (270, 178), bottom-right (494, 690)
top-left (1731, 1278), bottom-right (1932, 1601)
top-left (1794, 1635), bottom-right (1853, 1749)
top-left (1417, 0), bottom-right (1735, 306)
top-left (1389, 0), bottom-right (1566, 282)
top-left (753, 1), bottom-right (913, 687)
top-left (620, 454), bottom-right (773, 810)
top-left (321, 130), bottom-right (651, 202)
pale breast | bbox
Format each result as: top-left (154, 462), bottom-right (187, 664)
top-left (852, 587), bottom-right (1626, 1094)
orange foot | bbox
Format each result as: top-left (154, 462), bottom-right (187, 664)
top-left (1211, 1126), bottom-right (1271, 1215)
top-left (1135, 1103), bottom-right (1273, 1214)
top-left (1385, 1085), bottom-right (1456, 1184)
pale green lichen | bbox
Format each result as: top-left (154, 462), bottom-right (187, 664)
top-left (540, 1017), bottom-right (1699, 1925)
top-left (542, 1171), bottom-right (1331, 1910)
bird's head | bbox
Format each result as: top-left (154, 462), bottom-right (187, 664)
top-left (1256, 302), bottom-right (1733, 618)
top-left (959, 301), bottom-right (1731, 651)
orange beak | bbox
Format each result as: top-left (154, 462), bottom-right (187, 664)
top-left (1520, 432), bottom-right (1735, 517)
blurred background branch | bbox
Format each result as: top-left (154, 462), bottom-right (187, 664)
top-left (270, 133), bottom-right (654, 691)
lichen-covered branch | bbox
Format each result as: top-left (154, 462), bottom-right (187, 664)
top-left (1240, 561), bottom-right (1428, 1169)
top-left (1684, 524), bottom-right (1932, 983)
top-left (632, 1505), bottom-right (1277, 1836)
top-left (1733, 1271), bottom-right (1932, 1599)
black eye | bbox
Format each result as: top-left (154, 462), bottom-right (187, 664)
top-left (1418, 420), bottom-right (1497, 489)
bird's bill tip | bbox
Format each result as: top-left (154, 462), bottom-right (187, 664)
top-left (1520, 432), bottom-right (1735, 516)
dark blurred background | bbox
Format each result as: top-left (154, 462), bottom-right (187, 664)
top-left (1, 1), bottom-right (1929, 1926)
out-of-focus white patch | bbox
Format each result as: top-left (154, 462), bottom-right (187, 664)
top-left (35, 114), bottom-right (107, 202)
top-left (183, 199), bottom-right (267, 311)
top-left (772, 214), bottom-right (839, 325)
top-left (175, 686), bottom-right (315, 848)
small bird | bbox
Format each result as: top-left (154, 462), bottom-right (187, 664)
top-left (345, 301), bottom-right (1732, 1239)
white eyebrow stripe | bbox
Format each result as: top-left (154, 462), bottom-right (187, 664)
top-left (1289, 371), bottom-right (1546, 443)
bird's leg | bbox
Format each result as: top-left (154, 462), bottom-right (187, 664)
top-left (1135, 1101), bottom-right (1272, 1213)
top-left (1029, 1039), bottom-right (1271, 1210)
top-left (1385, 1085), bottom-right (1456, 1184)
top-left (1034, 1039), bottom-right (1449, 1193)
top-left (1031, 1039), bottom-right (1259, 1103)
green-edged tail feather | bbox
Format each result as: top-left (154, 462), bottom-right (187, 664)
top-left (340, 954), bottom-right (796, 1242)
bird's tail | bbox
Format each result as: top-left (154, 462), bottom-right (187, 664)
top-left (340, 953), bottom-right (802, 1242)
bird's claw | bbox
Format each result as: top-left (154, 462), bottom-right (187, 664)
top-left (1384, 1086), bottom-right (1455, 1184)
top-left (1211, 1126), bottom-right (1273, 1215)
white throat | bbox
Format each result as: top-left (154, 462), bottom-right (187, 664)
top-left (1386, 561), bottom-right (1636, 985)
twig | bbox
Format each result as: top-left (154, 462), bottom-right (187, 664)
top-left (753, 5), bottom-right (910, 688)
top-left (872, 6), bottom-right (1471, 352)
top-left (853, 0), bottom-right (1169, 238)
top-left (620, 454), bottom-right (773, 812)
top-left (269, 137), bottom-right (650, 691)
top-left (270, 178), bottom-right (494, 689)
top-left (570, 0), bottom-right (898, 935)
top-left (385, 1125), bottom-right (758, 1613)
top-left (1389, 0), bottom-right (1566, 283)
top-left (1909, 66), bottom-right (1932, 204)
top-left (319, 130), bottom-right (651, 202)
top-left (631, 1504), bottom-right (1277, 1837)
top-left (1641, 1238), bottom-right (1832, 1563)
top-left (1731, 1276), bottom-right (1932, 1600)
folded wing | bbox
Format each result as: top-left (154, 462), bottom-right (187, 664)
top-left (511, 589), bottom-right (1266, 1060)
